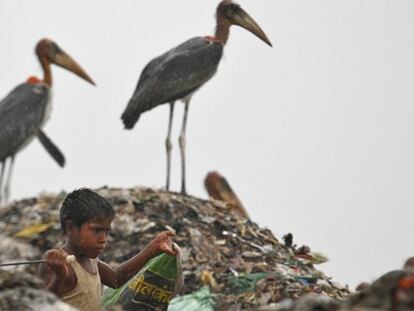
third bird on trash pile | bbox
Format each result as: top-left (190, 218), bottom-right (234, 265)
top-left (0, 39), bottom-right (95, 205)
top-left (121, 0), bottom-right (272, 195)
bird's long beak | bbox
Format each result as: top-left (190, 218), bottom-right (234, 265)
top-left (232, 8), bottom-right (272, 47)
top-left (52, 49), bottom-right (96, 85)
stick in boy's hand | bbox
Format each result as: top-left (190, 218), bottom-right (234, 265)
top-left (45, 249), bottom-right (73, 278)
top-left (0, 255), bottom-right (75, 267)
top-left (147, 230), bottom-right (176, 256)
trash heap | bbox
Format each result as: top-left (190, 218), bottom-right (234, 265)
top-left (0, 268), bottom-right (76, 310)
top-left (0, 186), bottom-right (352, 310)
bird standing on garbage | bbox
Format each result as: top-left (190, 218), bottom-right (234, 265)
top-left (0, 39), bottom-right (95, 204)
top-left (121, 0), bottom-right (272, 194)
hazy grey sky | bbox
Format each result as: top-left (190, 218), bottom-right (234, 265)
top-left (1, 0), bottom-right (413, 289)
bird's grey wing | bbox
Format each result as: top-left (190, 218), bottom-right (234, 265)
top-left (137, 37), bottom-right (224, 106)
top-left (122, 37), bottom-right (223, 129)
top-left (36, 129), bottom-right (65, 167)
top-left (0, 83), bottom-right (49, 161)
top-left (133, 37), bottom-right (211, 89)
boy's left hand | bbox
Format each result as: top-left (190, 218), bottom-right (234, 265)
top-left (147, 230), bottom-right (176, 256)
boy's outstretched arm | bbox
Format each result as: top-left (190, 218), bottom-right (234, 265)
top-left (38, 249), bottom-right (75, 296)
top-left (99, 230), bottom-right (176, 288)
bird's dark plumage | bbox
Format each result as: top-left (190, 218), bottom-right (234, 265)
top-left (121, 37), bottom-right (224, 129)
top-left (37, 129), bottom-right (65, 167)
top-left (0, 83), bottom-right (50, 161)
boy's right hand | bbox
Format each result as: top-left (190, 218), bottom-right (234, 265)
top-left (146, 230), bottom-right (176, 256)
top-left (45, 249), bottom-right (70, 279)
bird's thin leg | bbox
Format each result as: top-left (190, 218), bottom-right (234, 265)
top-left (4, 156), bottom-right (15, 203)
top-left (179, 100), bottom-right (190, 195)
top-left (165, 102), bottom-right (175, 191)
top-left (0, 160), bottom-right (5, 205)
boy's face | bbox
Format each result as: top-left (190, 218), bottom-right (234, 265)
top-left (68, 217), bottom-right (113, 258)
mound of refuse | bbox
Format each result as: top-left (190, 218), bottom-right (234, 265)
top-left (0, 187), bottom-right (347, 309)
top-left (0, 187), bottom-right (412, 310)
top-left (0, 268), bottom-right (76, 310)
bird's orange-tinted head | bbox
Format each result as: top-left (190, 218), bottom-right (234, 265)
top-left (35, 38), bottom-right (95, 85)
top-left (216, 0), bottom-right (272, 47)
top-left (404, 257), bottom-right (414, 273)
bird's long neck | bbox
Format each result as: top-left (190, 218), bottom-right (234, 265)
top-left (215, 15), bottom-right (231, 44)
top-left (39, 57), bottom-right (52, 86)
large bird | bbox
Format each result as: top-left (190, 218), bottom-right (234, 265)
top-left (121, 0), bottom-right (272, 194)
top-left (0, 39), bottom-right (95, 204)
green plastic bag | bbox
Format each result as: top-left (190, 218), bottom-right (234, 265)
top-left (102, 244), bottom-right (183, 311)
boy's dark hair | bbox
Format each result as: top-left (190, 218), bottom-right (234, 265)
top-left (60, 188), bottom-right (115, 233)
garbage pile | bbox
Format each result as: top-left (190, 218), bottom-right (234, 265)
top-left (0, 187), bottom-right (351, 310)
top-left (0, 268), bottom-right (76, 310)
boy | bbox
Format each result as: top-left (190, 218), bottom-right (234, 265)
top-left (38, 188), bottom-right (176, 311)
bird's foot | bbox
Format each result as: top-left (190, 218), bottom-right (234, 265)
top-left (4, 186), bottom-right (10, 204)
top-left (180, 188), bottom-right (187, 196)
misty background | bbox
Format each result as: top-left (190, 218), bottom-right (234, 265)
top-left (1, 0), bottom-right (413, 289)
